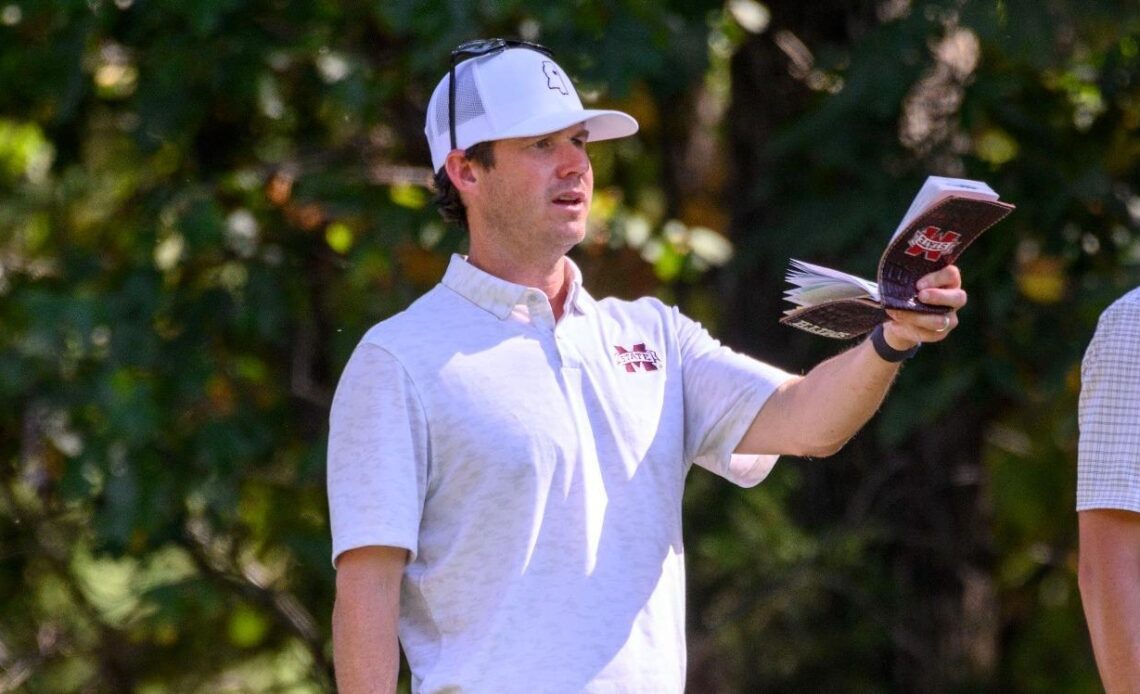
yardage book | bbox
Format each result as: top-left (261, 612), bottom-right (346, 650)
top-left (780, 176), bottom-right (1015, 339)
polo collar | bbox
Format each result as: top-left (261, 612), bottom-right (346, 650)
top-left (441, 254), bottom-right (594, 320)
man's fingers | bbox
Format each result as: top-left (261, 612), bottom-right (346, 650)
top-left (883, 264), bottom-right (967, 344)
top-left (916, 264), bottom-right (962, 291)
top-left (930, 312), bottom-right (955, 334)
top-left (885, 309), bottom-right (959, 343)
top-left (918, 287), bottom-right (968, 309)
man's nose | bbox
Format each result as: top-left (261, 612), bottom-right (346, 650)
top-left (555, 142), bottom-right (589, 177)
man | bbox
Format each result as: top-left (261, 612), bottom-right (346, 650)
top-left (327, 39), bottom-right (965, 693)
top-left (1077, 286), bottom-right (1140, 693)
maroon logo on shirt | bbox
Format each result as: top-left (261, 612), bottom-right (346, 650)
top-left (614, 343), bottom-right (661, 372)
top-left (905, 226), bottom-right (961, 261)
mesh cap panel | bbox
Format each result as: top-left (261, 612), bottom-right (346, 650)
top-left (431, 62), bottom-right (485, 139)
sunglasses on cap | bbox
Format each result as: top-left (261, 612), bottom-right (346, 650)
top-left (448, 38), bottom-right (554, 152)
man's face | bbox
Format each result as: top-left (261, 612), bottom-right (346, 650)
top-left (468, 123), bottom-right (593, 260)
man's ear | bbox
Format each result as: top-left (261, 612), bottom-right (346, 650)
top-left (443, 150), bottom-right (480, 194)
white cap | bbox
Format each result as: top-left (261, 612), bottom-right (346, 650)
top-left (424, 46), bottom-right (639, 172)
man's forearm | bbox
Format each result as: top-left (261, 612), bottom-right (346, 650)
top-left (796, 336), bottom-right (903, 453)
top-left (802, 337), bottom-right (898, 451)
top-left (333, 596), bottom-right (400, 693)
top-left (333, 547), bottom-right (406, 694)
top-left (1079, 510), bottom-right (1140, 693)
top-left (738, 336), bottom-right (903, 458)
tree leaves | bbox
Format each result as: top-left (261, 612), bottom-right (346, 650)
top-left (2, 0), bottom-right (1137, 691)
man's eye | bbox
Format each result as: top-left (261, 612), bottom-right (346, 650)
top-left (534, 139), bottom-right (552, 149)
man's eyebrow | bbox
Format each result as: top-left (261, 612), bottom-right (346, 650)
top-left (574, 128), bottom-right (591, 140)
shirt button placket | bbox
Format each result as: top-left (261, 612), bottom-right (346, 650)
top-left (526, 291), bottom-right (563, 366)
top-left (555, 322), bottom-right (581, 369)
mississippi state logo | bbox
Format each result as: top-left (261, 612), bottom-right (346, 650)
top-left (614, 343), bottom-right (662, 372)
top-left (542, 61), bottom-right (570, 96)
top-left (905, 226), bottom-right (962, 262)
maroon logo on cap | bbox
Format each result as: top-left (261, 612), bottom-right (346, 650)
top-left (614, 343), bottom-right (661, 372)
top-left (542, 61), bottom-right (570, 96)
top-left (905, 226), bottom-right (961, 262)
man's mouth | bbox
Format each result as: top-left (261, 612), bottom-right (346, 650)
top-left (552, 191), bottom-right (585, 208)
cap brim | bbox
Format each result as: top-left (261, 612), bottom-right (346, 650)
top-left (490, 108), bottom-right (639, 144)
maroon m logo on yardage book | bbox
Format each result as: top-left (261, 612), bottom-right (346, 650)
top-left (905, 226), bottom-right (962, 262)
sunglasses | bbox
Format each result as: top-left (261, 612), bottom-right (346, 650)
top-left (448, 38), bottom-right (554, 152)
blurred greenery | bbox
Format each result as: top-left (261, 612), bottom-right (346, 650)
top-left (1, 0), bottom-right (1138, 691)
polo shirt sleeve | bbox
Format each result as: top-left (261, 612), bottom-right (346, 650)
top-left (327, 340), bottom-right (429, 567)
top-left (675, 307), bottom-right (796, 488)
top-left (1077, 294), bottom-right (1140, 512)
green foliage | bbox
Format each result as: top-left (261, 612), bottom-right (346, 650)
top-left (696, 0), bottom-right (1138, 690)
top-left (1, 0), bottom-right (1138, 691)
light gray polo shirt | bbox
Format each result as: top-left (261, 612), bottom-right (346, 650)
top-left (328, 254), bottom-right (794, 693)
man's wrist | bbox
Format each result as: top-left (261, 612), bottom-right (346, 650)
top-left (869, 324), bottom-right (919, 362)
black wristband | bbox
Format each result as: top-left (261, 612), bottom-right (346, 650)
top-left (869, 324), bottom-right (919, 362)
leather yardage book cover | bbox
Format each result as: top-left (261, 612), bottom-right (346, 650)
top-left (780, 195), bottom-right (1014, 340)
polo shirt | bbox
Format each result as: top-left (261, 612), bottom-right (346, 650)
top-left (327, 254), bottom-right (795, 693)
top-left (1078, 286), bottom-right (1140, 512)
